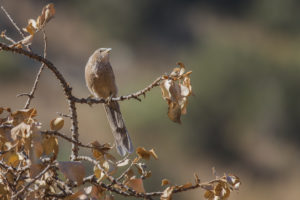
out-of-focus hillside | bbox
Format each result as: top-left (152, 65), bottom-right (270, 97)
top-left (1, 0), bottom-right (300, 199)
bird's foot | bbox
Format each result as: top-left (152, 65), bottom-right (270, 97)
top-left (105, 94), bottom-right (114, 105)
top-left (86, 95), bottom-right (94, 107)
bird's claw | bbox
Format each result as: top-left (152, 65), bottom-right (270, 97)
top-left (106, 94), bottom-right (114, 105)
top-left (87, 95), bottom-right (94, 106)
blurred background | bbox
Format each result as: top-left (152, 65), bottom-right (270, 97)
top-left (1, 0), bottom-right (300, 199)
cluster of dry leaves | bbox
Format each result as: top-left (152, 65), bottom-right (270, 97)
top-left (160, 62), bottom-right (193, 123)
top-left (0, 107), bottom-right (149, 199)
top-left (0, 107), bottom-right (240, 199)
top-left (0, 3), bottom-right (241, 200)
top-left (0, 3), bottom-right (55, 48)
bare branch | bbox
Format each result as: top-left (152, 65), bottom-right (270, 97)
top-left (1, 6), bottom-right (25, 38)
top-left (24, 29), bottom-right (47, 109)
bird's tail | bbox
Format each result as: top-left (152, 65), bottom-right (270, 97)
top-left (103, 101), bottom-right (133, 156)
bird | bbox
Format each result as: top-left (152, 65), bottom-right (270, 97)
top-left (85, 48), bottom-right (133, 156)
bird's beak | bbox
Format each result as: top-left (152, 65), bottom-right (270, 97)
top-left (101, 48), bottom-right (112, 63)
top-left (104, 48), bottom-right (112, 54)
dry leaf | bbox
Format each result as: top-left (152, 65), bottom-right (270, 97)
top-left (136, 147), bottom-right (158, 160)
top-left (92, 141), bottom-right (104, 159)
top-left (94, 166), bottom-right (106, 181)
top-left (42, 135), bottom-right (59, 159)
top-left (225, 174), bottom-right (241, 190)
top-left (58, 161), bottom-right (86, 185)
top-left (10, 122), bottom-right (31, 141)
top-left (37, 3), bottom-right (55, 28)
top-left (125, 178), bottom-right (145, 193)
top-left (88, 185), bottom-right (106, 199)
top-left (50, 117), bottom-right (64, 131)
top-left (123, 169), bottom-right (135, 182)
top-left (161, 179), bottom-right (170, 186)
top-left (11, 108), bottom-right (37, 125)
top-left (23, 19), bottom-right (37, 35)
top-left (204, 190), bottom-right (214, 199)
top-left (91, 141), bottom-right (113, 161)
top-left (2, 151), bottom-right (19, 167)
top-left (160, 62), bottom-right (192, 123)
top-left (167, 101), bottom-right (182, 123)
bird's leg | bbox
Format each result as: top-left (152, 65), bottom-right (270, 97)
top-left (86, 95), bottom-right (95, 107)
top-left (105, 92), bottom-right (114, 106)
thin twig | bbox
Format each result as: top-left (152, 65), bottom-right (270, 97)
top-left (24, 29), bottom-right (47, 109)
top-left (1, 6), bottom-right (25, 38)
top-left (116, 159), bottom-right (133, 182)
top-left (57, 112), bottom-right (72, 119)
top-left (0, 30), bottom-right (16, 44)
top-left (11, 164), bottom-right (55, 199)
top-left (41, 130), bottom-right (109, 151)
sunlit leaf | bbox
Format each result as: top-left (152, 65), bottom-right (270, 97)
top-left (42, 135), bottom-right (58, 160)
top-left (37, 3), bottom-right (55, 28)
top-left (50, 117), bottom-right (64, 131)
top-left (161, 179), bottom-right (170, 186)
top-left (136, 147), bottom-right (158, 160)
top-left (204, 190), bottom-right (214, 199)
top-left (2, 151), bottom-right (19, 167)
top-left (94, 166), bottom-right (106, 181)
top-left (23, 19), bottom-right (37, 35)
top-left (160, 62), bottom-right (192, 123)
top-left (10, 122), bottom-right (31, 141)
top-left (11, 108), bottom-right (37, 126)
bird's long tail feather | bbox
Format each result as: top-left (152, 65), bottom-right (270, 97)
top-left (103, 101), bottom-right (133, 156)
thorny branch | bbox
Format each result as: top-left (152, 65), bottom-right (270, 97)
top-left (0, 40), bottom-right (240, 200)
top-left (0, 38), bottom-right (236, 200)
top-left (0, 4), bottom-right (240, 200)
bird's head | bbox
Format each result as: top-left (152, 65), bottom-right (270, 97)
top-left (95, 48), bottom-right (112, 64)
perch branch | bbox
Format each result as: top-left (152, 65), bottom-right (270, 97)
top-left (73, 76), bottom-right (164, 105)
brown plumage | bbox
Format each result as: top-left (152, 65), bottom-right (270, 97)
top-left (85, 48), bottom-right (133, 156)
